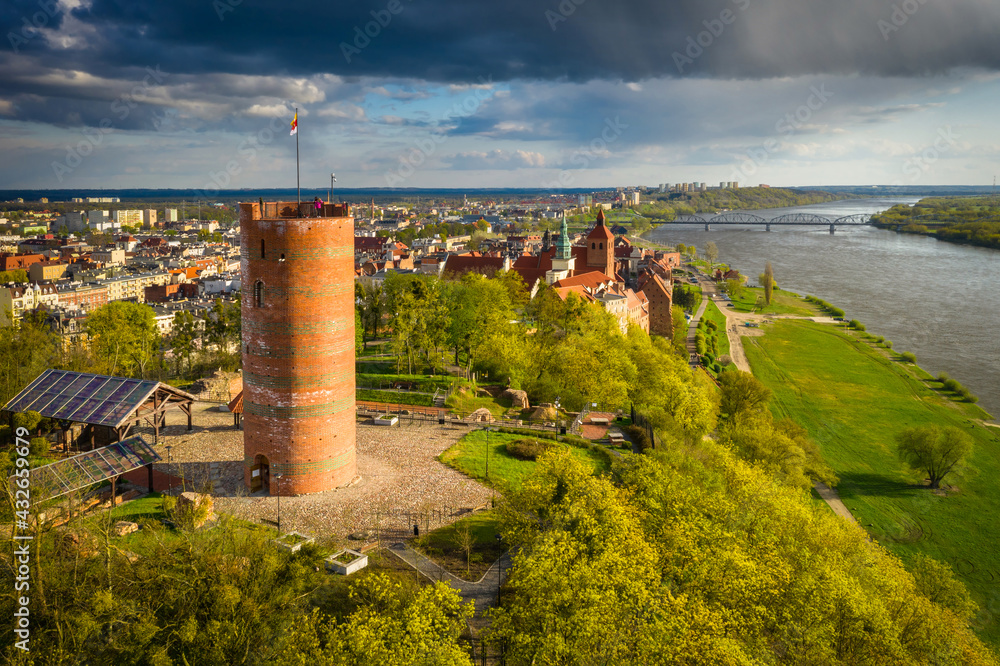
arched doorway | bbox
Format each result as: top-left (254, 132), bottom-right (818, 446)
top-left (251, 454), bottom-right (270, 493)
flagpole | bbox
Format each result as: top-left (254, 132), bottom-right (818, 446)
top-left (295, 106), bottom-right (300, 210)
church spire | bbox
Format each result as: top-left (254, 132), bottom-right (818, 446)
top-left (555, 217), bottom-right (572, 260)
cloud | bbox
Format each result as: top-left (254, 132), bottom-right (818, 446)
top-left (1, 0), bottom-right (999, 89)
top-left (445, 149), bottom-right (547, 169)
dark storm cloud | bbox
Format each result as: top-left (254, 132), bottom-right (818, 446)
top-left (3, 0), bottom-right (1000, 84)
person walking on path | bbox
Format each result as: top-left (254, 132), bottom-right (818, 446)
top-left (313, 196), bottom-right (323, 217)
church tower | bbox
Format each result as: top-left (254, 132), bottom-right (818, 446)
top-left (546, 217), bottom-right (576, 284)
top-left (586, 209), bottom-right (615, 278)
top-left (240, 201), bottom-right (357, 496)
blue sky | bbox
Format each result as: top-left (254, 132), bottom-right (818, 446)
top-left (0, 0), bottom-right (998, 190)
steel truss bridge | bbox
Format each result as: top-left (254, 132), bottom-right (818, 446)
top-left (672, 212), bottom-right (872, 233)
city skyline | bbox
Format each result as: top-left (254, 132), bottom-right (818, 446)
top-left (1, 0), bottom-right (998, 190)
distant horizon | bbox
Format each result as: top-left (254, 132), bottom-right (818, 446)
top-left (1, 184), bottom-right (997, 203)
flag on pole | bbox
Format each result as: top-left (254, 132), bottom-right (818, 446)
top-left (290, 111), bottom-right (298, 136)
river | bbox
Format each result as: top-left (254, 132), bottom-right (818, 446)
top-left (647, 198), bottom-right (1000, 419)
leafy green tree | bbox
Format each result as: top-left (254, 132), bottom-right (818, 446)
top-left (281, 575), bottom-right (473, 665)
top-left (896, 425), bottom-right (973, 489)
top-left (705, 241), bottom-right (719, 267)
top-left (761, 261), bottom-right (775, 305)
top-left (447, 273), bottom-right (523, 382)
top-left (0, 309), bottom-right (58, 405)
top-left (718, 370), bottom-right (772, 416)
top-left (86, 302), bottom-right (160, 378)
top-left (385, 273), bottom-right (450, 374)
top-left (169, 311), bottom-right (197, 376)
top-left (0, 269), bottom-right (28, 284)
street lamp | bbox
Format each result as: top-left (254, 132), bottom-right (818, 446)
top-left (495, 533), bottom-right (503, 606)
top-left (274, 474), bottom-right (283, 533)
top-left (165, 445), bottom-right (173, 495)
top-left (329, 173), bottom-right (337, 203)
top-left (485, 427), bottom-right (491, 481)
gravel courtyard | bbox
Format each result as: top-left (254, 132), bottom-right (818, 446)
top-left (144, 402), bottom-right (493, 541)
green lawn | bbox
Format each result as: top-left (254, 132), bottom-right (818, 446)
top-left (744, 319), bottom-right (1000, 646)
top-left (445, 391), bottom-right (511, 417)
top-left (702, 300), bottom-right (731, 360)
top-left (357, 389), bottom-right (434, 406)
top-left (414, 511), bottom-right (503, 580)
top-left (440, 430), bottom-right (610, 492)
top-left (356, 373), bottom-right (454, 392)
top-left (729, 287), bottom-right (820, 316)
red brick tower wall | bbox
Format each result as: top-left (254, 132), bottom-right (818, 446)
top-left (587, 226), bottom-right (615, 277)
top-left (240, 202), bottom-right (356, 496)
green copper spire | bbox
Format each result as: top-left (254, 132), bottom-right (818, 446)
top-left (555, 217), bottom-right (572, 260)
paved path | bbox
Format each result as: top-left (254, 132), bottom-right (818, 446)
top-left (714, 299), bottom-right (859, 525)
top-left (812, 481), bottom-right (858, 524)
top-left (388, 542), bottom-right (512, 617)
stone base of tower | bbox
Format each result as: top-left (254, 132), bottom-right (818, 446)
top-left (242, 406), bottom-right (357, 496)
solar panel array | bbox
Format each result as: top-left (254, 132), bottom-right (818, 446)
top-left (4, 369), bottom-right (160, 427)
top-left (27, 436), bottom-right (161, 501)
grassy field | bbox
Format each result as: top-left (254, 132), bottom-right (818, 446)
top-left (439, 430), bottom-right (611, 493)
top-left (445, 391), bottom-right (511, 416)
top-left (356, 389), bottom-right (434, 406)
top-left (414, 511), bottom-right (503, 580)
top-left (701, 299), bottom-right (731, 360)
top-left (744, 319), bottom-right (1000, 646)
top-left (729, 287), bottom-right (820, 317)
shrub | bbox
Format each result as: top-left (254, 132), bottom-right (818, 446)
top-left (829, 307), bottom-right (845, 318)
top-left (849, 320), bottom-right (865, 331)
top-left (937, 372), bottom-right (950, 383)
top-left (11, 411), bottom-right (42, 435)
top-left (900, 352), bottom-right (917, 363)
top-left (942, 379), bottom-right (961, 393)
top-left (29, 437), bottom-right (49, 457)
top-left (624, 425), bottom-right (652, 452)
top-left (505, 438), bottom-right (557, 461)
top-left (874, 335), bottom-right (884, 344)
top-left (883, 340), bottom-right (893, 349)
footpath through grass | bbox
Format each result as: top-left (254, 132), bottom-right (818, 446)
top-left (744, 319), bottom-right (1000, 646)
top-left (414, 511), bottom-right (503, 581)
top-left (440, 429), bottom-right (611, 492)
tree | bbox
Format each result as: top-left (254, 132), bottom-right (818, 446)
top-left (0, 309), bottom-right (58, 405)
top-left (705, 241), bottom-right (719, 267)
top-left (0, 269), bottom-right (28, 284)
top-left (761, 261), bottom-right (775, 305)
top-left (169, 311), bottom-right (197, 376)
top-left (86, 302), bottom-right (160, 378)
top-left (724, 278), bottom-right (744, 300)
top-left (896, 425), bottom-right (973, 489)
top-left (718, 370), bottom-right (771, 416)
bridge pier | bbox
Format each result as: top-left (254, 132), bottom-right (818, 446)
top-left (829, 224), bottom-right (836, 234)
top-left (704, 224), bottom-right (710, 231)
top-left (765, 223), bottom-right (771, 232)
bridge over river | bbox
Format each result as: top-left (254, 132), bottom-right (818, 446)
top-left (672, 212), bottom-right (872, 233)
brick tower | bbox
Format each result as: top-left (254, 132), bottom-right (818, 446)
top-left (239, 201), bottom-right (356, 496)
top-left (587, 209), bottom-right (615, 277)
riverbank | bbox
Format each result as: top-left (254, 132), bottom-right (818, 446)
top-left (741, 315), bottom-right (1000, 646)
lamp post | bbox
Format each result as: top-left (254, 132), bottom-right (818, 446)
top-left (329, 173), bottom-right (336, 203)
top-left (495, 533), bottom-right (503, 606)
top-left (275, 474), bottom-right (283, 533)
top-left (165, 445), bottom-right (173, 495)
top-left (485, 427), bottom-right (491, 481)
